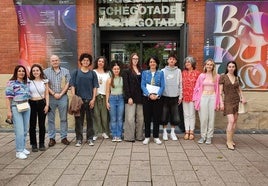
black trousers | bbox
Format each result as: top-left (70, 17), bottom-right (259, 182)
top-left (143, 96), bottom-right (163, 138)
top-left (29, 99), bottom-right (46, 146)
top-left (75, 100), bottom-right (94, 141)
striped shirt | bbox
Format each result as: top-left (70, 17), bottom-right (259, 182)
top-left (44, 67), bottom-right (71, 93)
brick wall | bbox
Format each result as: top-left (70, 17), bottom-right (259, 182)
top-left (186, 0), bottom-right (206, 71)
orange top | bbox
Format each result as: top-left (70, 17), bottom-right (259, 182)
top-left (182, 69), bottom-right (200, 102)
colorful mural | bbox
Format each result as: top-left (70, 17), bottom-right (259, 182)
top-left (204, 1), bottom-right (268, 90)
top-left (13, 0), bottom-right (77, 71)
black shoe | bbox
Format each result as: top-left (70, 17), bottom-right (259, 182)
top-left (39, 144), bottom-right (46, 151)
top-left (48, 138), bottom-right (56, 147)
top-left (32, 145), bottom-right (38, 152)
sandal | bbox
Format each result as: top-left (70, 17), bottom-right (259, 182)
top-left (184, 132), bottom-right (189, 140)
top-left (189, 132), bottom-right (195, 140)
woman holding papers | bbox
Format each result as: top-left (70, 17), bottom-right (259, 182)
top-left (141, 56), bottom-right (165, 145)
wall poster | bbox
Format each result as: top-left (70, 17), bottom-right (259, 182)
top-left (204, 1), bottom-right (268, 90)
top-left (13, 0), bottom-right (77, 70)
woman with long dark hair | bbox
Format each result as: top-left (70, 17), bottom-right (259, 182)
top-left (219, 61), bottom-right (246, 150)
top-left (5, 65), bottom-right (31, 159)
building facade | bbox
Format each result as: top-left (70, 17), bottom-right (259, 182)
top-left (0, 0), bottom-right (267, 130)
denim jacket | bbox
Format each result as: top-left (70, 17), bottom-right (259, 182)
top-left (141, 70), bottom-right (165, 97)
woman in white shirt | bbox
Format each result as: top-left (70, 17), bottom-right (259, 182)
top-left (93, 56), bottom-right (111, 140)
top-left (29, 64), bottom-right (49, 152)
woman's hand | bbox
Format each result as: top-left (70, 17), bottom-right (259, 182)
top-left (106, 102), bottom-right (110, 110)
top-left (7, 110), bottom-right (12, 120)
top-left (44, 105), bottom-right (49, 114)
top-left (89, 99), bottom-right (95, 109)
top-left (128, 98), bottom-right (133, 105)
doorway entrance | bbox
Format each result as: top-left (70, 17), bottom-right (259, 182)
top-left (96, 26), bottom-right (187, 69)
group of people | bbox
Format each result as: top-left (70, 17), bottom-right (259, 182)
top-left (5, 52), bottom-right (246, 160)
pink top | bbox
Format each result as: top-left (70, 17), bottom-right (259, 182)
top-left (182, 69), bottom-right (200, 102)
top-left (192, 73), bottom-right (220, 110)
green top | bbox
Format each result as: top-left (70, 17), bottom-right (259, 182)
top-left (111, 77), bottom-right (123, 95)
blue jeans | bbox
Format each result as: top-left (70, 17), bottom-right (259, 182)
top-left (47, 94), bottom-right (68, 139)
top-left (12, 105), bottom-right (31, 152)
top-left (109, 95), bottom-right (124, 138)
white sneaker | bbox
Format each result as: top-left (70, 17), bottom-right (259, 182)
top-left (16, 152), bottom-right (27, 159)
top-left (153, 138), bottom-right (162, 145)
top-left (143, 138), bottom-right (150, 145)
top-left (117, 137), bottom-right (122, 142)
top-left (75, 140), bottom-right (82, 147)
top-left (170, 132), bottom-right (178, 141)
top-left (102, 133), bottom-right (109, 139)
top-left (163, 132), bottom-right (168, 141)
top-left (112, 137), bottom-right (117, 142)
top-left (88, 140), bottom-right (94, 146)
top-left (93, 136), bottom-right (98, 141)
top-left (23, 149), bottom-right (30, 155)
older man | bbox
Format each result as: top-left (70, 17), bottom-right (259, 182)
top-left (44, 55), bottom-right (71, 147)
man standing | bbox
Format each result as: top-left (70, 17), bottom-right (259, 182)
top-left (44, 55), bottom-right (71, 147)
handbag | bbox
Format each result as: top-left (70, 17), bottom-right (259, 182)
top-left (238, 102), bottom-right (247, 114)
top-left (32, 80), bottom-right (51, 112)
top-left (16, 102), bottom-right (30, 112)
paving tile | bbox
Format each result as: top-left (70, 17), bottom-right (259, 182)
top-left (165, 146), bottom-right (184, 153)
top-left (96, 146), bottom-right (115, 153)
top-left (77, 148), bottom-right (97, 156)
top-left (34, 168), bottom-right (64, 182)
top-left (71, 155), bottom-right (93, 165)
top-left (6, 159), bottom-right (33, 169)
top-left (82, 169), bottom-right (107, 181)
top-left (128, 181), bottom-right (151, 186)
top-left (251, 161), bottom-right (268, 177)
top-left (5, 174), bottom-right (37, 186)
top-left (220, 170), bottom-right (248, 183)
top-left (131, 152), bottom-right (149, 161)
top-left (205, 152), bottom-right (227, 161)
top-left (30, 180), bottom-right (56, 186)
top-left (129, 168), bottom-right (151, 182)
top-left (103, 175), bottom-right (128, 186)
top-left (55, 174), bottom-right (83, 186)
top-left (114, 142), bottom-right (133, 149)
top-left (176, 182), bottom-right (201, 186)
top-left (63, 164), bottom-right (88, 175)
top-left (107, 164), bottom-right (129, 175)
top-left (151, 165), bottom-right (173, 176)
top-left (168, 152), bottom-right (188, 161)
top-left (93, 152), bottom-right (113, 161)
top-left (111, 156), bottom-right (130, 165)
top-left (174, 170), bottom-right (199, 183)
top-left (152, 175), bottom-right (176, 186)
top-left (79, 180), bottom-right (103, 186)
top-left (130, 160), bottom-right (150, 169)
top-left (47, 159), bottom-right (71, 169)
top-left (170, 160), bottom-right (193, 171)
top-left (21, 163), bottom-right (47, 174)
top-left (188, 156), bottom-right (210, 166)
top-left (88, 160), bottom-right (110, 170)
top-left (113, 148), bottom-right (131, 156)
top-left (131, 145), bottom-right (149, 153)
top-left (198, 176), bottom-right (225, 186)
top-left (193, 165), bottom-right (218, 176)
top-left (150, 149), bottom-right (168, 157)
top-left (0, 168), bottom-right (22, 180)
top-left (211, 161), bottom-right (236, 171)
top-left (150, 156), bottom-right (170, 165)
top-left (185, 149), bottom-right (205, 157)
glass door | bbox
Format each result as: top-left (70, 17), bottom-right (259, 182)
top-left (106, 41), bottom-right (177, 70)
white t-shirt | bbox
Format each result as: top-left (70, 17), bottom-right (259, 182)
top-left (29, 79), bottom-right (49, 98)
top-left (93, 70), bottom-right (110, 95)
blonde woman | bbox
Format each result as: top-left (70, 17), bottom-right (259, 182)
top-left (193, 59), bottom-right (220, 144)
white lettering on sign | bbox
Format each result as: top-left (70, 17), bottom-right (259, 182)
top-left (98, 3), bottom-right (184, 27)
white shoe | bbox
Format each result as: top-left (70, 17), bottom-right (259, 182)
top-left (102, 133), bottom-right (109, 139)
top-left (23, 149), bottom-right (30, 155)
top-left (170, 132), bottom-right (178, 141)
top-left (143, 138), bottom-right (150, 145)
top-left (88, 140), bottom-right (94, 146)
top-left (112, 137), bottom-right (117, 142)
top-left (116, 137), bottom-right (122, 142)
top-left (16, 152), bottom-right (27, 159)
top-left (153, 138), bottom-right (162, 145)
top-left (93, 136), bottom-right (98, 141)
top-left (75, 140), bottom-right (82, 147)
top-left (163, 132), bottom-right (168, 141)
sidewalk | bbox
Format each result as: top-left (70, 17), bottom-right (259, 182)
top-left (0, 132), bottom-right (267, 186)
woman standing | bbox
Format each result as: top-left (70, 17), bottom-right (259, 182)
top-left (193, 58), bottom-right (220, 145)
top-left (106, 60), bottom-right (124, 142)
top-left (182, 56), bottom-right (200, 140)
top-left (122, 53), bottom-right (144, 142)
top-left (29, 64), bottom-right (49, 152)
top-left (141, 56), bottom-right (165, 145)
top-left (5, 65), bottom-right (31, 159)
top-left (93, 56), bottom-right (110, 140)
top-left (219, 61), bottom-right (246, 150)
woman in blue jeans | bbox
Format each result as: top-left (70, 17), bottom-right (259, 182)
top-left (106, 60), bottom-right (124, 142)
top-left (5, 65), bottom-right (31, 160)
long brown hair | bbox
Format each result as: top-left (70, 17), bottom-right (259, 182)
top-left (129, 53), bottom-right (141, 73)
top-left (110, 60), bottom-right (122, 88)
top-left (10, 65), bottom-right (28, 84)
top-left (29, 64), bottom-right (47, 80)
